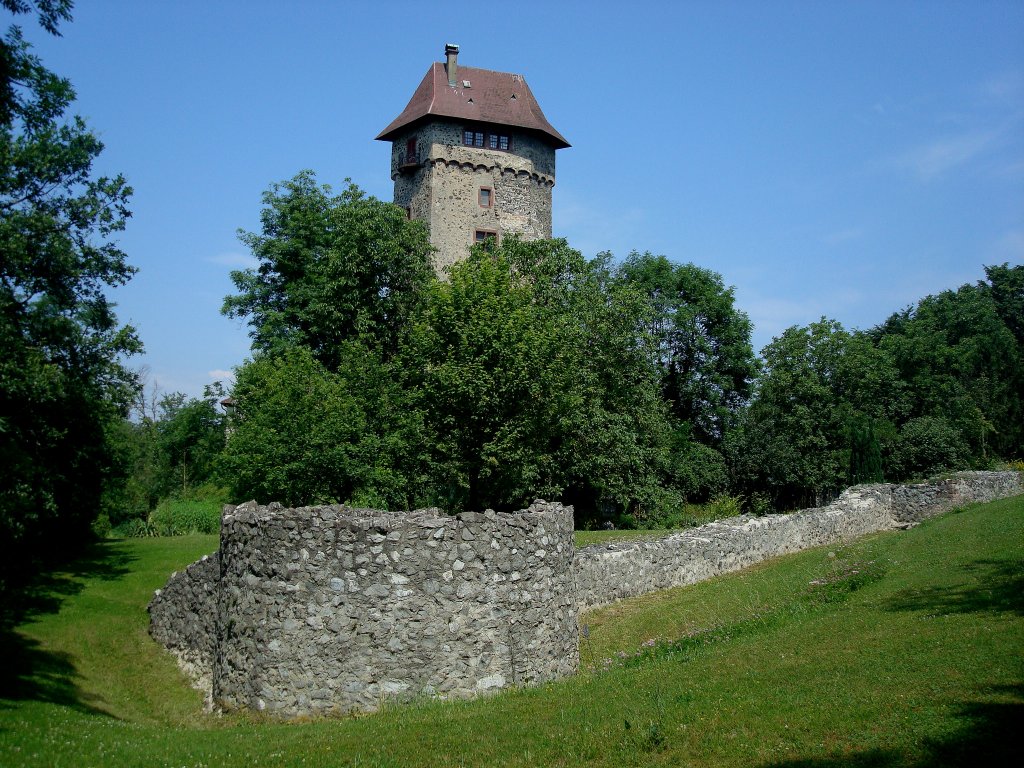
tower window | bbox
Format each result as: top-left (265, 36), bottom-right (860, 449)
top-left (479, 187), bottom-right (492, 208)
top-left (488, 134), bottom-right (511, 151)
top-left (474, 229), bottom-right (497, 244)
top-left (463, 130), bottom-right (511, 151)
top-left (462, 130), bottom-right (485, 147)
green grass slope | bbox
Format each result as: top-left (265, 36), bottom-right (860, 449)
top-left (1, 497), bottom-right (1021, 767)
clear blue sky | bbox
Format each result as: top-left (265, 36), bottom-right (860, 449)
top-left (17, 0), bottom-right (1024, 398)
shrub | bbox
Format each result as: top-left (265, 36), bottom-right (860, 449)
top-left (887, 416), bottom-right (969, 480)
top-left (746, 493), bottom-right (774, 516)
top-left (707, 493), bottom-right (744, 520)
top-left (665, 440), bottom-right (729, 503)
top-left (90, 513), bottom-right (112, 539)
top-left (148, 499), bottom-right (222, 536)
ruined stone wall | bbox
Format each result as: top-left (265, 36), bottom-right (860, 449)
top-left (148, 552), bottom-right (219, 692)
top-left (576, 471), bottom-right (1023, 612)
top-left (389, 120), bottom-right (556, 275)
top-left (151, 501), bottom-right (577, 717)
top-left (150, 471), bottom-right (1021, 717)
top-left (888, 471), bottom-right (1023, 524)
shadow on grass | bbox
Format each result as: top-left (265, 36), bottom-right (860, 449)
top-left (883, 557), bottom-right (1024, 617)
top-left (761, 684), bottom-right (1024, 768)
top-left (0, 540), bottom-right (136, 716)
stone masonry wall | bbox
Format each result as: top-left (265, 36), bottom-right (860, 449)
top-left (576, 471), bottom-right (1023, 612)
top-left (148, 551), bottom-right (220, 695)
top-left (390, 120), bottom-right (555, 275)
top-left (889, 471), bottom-right (1024, 524)
top-left (150, 471), bottom-right (1021, 717)
top-left (151, 500), bottom-right (577, 717)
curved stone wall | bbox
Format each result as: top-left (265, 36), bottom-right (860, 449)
top-left (148, 551), bottom-right (219, 698)
top-left (152, 500), bottom-right (577, 717)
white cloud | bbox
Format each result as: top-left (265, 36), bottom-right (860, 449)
top-left (891, 73), bottom-right (1024, 183)
top-left (741, 286), bottom-right (869, 354)
top-left (207, 251), bottom-right (258, 268)
top-left (897, 129), bottom-right (1000, 181)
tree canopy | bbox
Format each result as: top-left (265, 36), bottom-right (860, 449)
top-left (215, 173), bottom-right (1020, 525)
top-left (0, 0), bottom-right (139, 578)
top-left (222, 172), bottom-right (434, 368)
top-left (398, 239), bottom-right (671, 518)
top-left (728, 265), bottom-right (1023, 509)
top-left (615, 252), bottom-right (757, 446)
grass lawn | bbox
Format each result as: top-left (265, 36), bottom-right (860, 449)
top-left (1, 496), bottom-right (1022, 767)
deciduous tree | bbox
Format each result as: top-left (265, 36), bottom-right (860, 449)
top-left (0, 2), bottom-right (139, 577)
top-left (399, 239), bottom-right (671, 521)
top-left (220, 345), bottom-right (421, 509)
top-left (615, 252), bottom-right (757, 446)
top-left (222, 172), bottom-right (434, 369)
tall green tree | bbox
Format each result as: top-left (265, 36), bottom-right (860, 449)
top-left (0, 1), bottom-right (139, 577)
top-left (220, 345), bottom-right (420, 509)
top-left (0, 1), bottom-right (71, 122)
top-left (615, 252), bottom-right (757, 446)
top-left (399, 239), bottom-right (672, 520)
top-left (154, 384), bottom-right (227, 497)
top-left (728, 319), bottom-right (903, 508)
top-left (871, 268), bottom-right (1022, 460)
top-left (222, 171), bottom-right (434, 369)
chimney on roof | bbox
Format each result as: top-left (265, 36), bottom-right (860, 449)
top-left (444, 43), bottom-right (459, 87)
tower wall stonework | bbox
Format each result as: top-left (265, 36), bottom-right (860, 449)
top-left (390, 122), bottom-right (555, 275)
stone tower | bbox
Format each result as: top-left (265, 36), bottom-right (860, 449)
top-left (376, 44), bottom-right (570, 275)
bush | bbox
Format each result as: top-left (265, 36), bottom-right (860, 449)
top-left (148, 499), bottom-right (222, 536)
top-left (183, 483), bottom-right (231, 504)
top-left (746, 493), bottom-right (774, 516)
top-left (887, 416), bottom-right (969, 480)
top-left (665, 440), bottom-right (729, 503)
top-left (707, 493), bottom-right (744, 520)
top-left (90, 513), bottom-right (112, 539)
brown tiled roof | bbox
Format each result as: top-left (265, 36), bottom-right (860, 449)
top-left (376, 63), bottom-right (570, 149)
